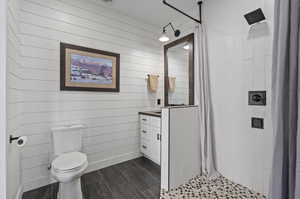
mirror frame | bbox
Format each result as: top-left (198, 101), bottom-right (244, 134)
top-left (164, 33), bottom-right (195, 106)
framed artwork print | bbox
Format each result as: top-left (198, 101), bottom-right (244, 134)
top-left (60, 43), bottom-right (120, 92)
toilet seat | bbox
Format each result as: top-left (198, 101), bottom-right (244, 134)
top-left (52, 152), bottom-right (87, 173)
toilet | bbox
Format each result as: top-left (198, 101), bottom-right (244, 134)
top-left (51, 124), bottom-right (88, 199)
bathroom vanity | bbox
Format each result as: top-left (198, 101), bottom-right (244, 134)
top-left (139, 111), bottom-right (161, 165)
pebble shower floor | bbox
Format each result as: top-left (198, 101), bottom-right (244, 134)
top-left (160, 175), bottom-right (266, 199)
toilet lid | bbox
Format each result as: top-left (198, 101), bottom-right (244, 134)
top-left (52, 152), bottom-right (87, 171)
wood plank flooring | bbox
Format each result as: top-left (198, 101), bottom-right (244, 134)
top-left (22, 157), bottom-right (161, 199)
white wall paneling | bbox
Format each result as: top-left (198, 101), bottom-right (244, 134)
top-left (169, 107), bottom-right (201, 189)
top-left (160, 108), bottom-right (169, 190)
top-left (160, 107), bottom-right (201, 190)
top-left (7, 0), bottom-right (23, 198)
top-left (13, 0), bottom-right (164, 191)
top-left (0, 0), bottom-right (8, 198)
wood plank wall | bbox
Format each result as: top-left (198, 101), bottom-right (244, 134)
top-left (10, 0), bottom-right (164, 191)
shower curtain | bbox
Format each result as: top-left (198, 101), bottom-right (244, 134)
top-left (194, 24), bottom-right (219, 178)
top-left (270, 0), bottom-right (300, 198)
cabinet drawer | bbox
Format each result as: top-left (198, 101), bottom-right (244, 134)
top-left (140, 140), bottom-right (150, 156)
top-left (140, 115), bottom-right (150, 125)
top-left (139, 113), bottom-right (161, 165)
top-left (140, 127), bottom-right (150, 140)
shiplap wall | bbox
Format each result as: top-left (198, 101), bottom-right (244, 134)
top-left (168, 49), bottom-right (189, 105)
top-left (7, 0), bottom-right (22, 198)
top-left (16, 0), bottom-right (163, 191)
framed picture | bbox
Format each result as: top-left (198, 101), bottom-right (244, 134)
top-left (60, 43), bottom-right (120, 92)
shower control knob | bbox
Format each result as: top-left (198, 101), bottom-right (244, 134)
top-left (252, 94), bottom-right (262, 102)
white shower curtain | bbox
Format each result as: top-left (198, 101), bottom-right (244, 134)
top-left (194, 24), bottom-right (219, 178)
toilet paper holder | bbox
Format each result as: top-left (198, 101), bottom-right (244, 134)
top-left (9, 135), bottom-right (28, 147)
top-left (9, 134), bottom-right (26, 144)
top-left (9, 135), bottom-right (20, 143)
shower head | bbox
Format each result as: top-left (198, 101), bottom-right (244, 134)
top-left (244, 8), bottom-right (266, 25)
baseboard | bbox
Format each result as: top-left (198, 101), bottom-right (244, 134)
top-left (15, 185), bottom-right (23, 199)
top-left (86, 151), bottom-right (142, 173)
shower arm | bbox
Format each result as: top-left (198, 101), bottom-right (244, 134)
top-left (162, 0), bottom-right (202, 24)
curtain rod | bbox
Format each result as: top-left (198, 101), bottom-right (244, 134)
top-left (162, 0), bottom-right (202, 24)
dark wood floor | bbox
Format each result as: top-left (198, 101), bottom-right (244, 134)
top-left (22, 157), bottom-right (161, 199)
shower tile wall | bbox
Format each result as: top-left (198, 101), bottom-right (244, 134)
top-left (14, 0), bottom-right (163, 192)
top-left (176, 0), bottom-right (274, 196)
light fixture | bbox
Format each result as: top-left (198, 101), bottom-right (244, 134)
top-left (158, 22), bottom-right (181, 42)
top-left (159, 31), bottom-right (170, 42)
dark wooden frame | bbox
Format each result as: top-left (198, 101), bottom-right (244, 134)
top-left (164, 33), bottom-right (195, 106)
top-left (60, 43), bottom-right (120, 92)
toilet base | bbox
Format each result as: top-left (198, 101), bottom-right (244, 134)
top-left (57, 178), bottom-right (83, 199)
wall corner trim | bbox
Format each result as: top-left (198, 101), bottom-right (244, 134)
top-left (15, 185), bottom-right (23, 199)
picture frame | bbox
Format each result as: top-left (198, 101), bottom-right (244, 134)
top-left (60, 43), bottom-right (120, 92)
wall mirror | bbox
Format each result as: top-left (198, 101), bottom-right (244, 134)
top-left (164, 33), bottom-right (194, 106)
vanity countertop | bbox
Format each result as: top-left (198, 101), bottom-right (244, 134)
top-left (139, 110), bottom-right (161, 117)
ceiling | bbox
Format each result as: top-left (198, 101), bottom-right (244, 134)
top-left (96, 0), bottom-right (200, 28)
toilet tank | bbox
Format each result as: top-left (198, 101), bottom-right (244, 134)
top-left (51, 124), bottom-right (85, 156)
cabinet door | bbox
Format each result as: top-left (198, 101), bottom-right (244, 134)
top-left (150, 126), bottom-right (161, 165)
top-left (151, 117), bottom-right (161, 128)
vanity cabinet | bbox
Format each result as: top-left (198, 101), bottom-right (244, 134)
top-left (139, 113), bottom-right (161, 165)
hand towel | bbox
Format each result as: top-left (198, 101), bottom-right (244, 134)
top-left (148, 75), bottom-right (159, 92)
top-left (168, 76), bottom-right (176, 92)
